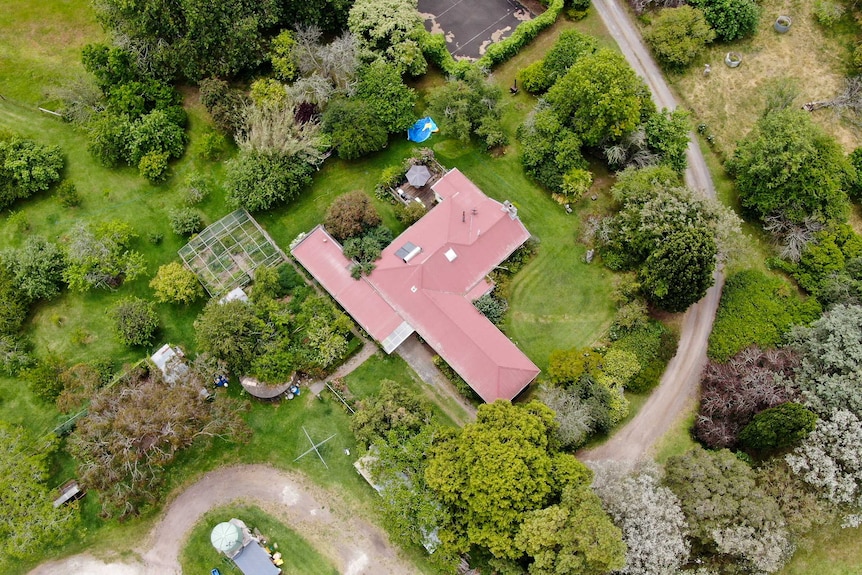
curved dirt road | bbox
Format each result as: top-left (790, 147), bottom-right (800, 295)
top-left (582, 0), bottom-right (721, 462)
top-left (29, 465), bottom-right (418, 575)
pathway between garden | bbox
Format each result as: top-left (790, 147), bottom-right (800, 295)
top-left (28, 465), bottom-right (419, 575)
top-left (581, 0), bottom-right (722, 463)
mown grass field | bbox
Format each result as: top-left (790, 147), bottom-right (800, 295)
top-left (180, 504), bottom-right (339, 575)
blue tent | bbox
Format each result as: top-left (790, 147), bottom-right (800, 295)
top-left (407, 117), bottom-right (439, 143)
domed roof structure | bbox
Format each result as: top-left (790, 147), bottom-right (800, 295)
top-left (210, 521), bottom-right (242, 555)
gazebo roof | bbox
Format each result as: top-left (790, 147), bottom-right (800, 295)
top-left (211, 522), bottom-right (242, 555)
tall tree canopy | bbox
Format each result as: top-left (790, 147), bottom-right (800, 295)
top-left (727, 109), bottom-right (852, 225)
top-left (348, 0), bottom-right (426, 76)
top-left (425, 401), bottom-right (621, 573)
top-left (600, 165), bottom-right (738, 311)
top-left (545, 49), bottom-right (653, 147)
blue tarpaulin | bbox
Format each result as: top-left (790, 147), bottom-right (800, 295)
top-left (407, 117), bottom-right (439, 143)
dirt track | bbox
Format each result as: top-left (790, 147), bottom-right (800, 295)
top-left (29, 465), bottom-right (418, 575)
top-left (581, 0), bottom-right (720, 463)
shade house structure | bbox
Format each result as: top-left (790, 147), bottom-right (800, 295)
top-left (406, 164), bottom-right (432, 187)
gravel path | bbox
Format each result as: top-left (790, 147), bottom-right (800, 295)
top-left (581, 0), bottom-right (721, 463)
top-left (29, 465), bottom-right (418, 575)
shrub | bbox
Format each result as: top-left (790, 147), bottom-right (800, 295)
top-left (813, 0), bottom-right (845, 27)
top-left (276, 263), bottom-right (305, 297)
top-left (0, 136), bottom-right (65, 209)
top-left (324, 191), bottom-right (382, 241)
top-left (111, 297), bottom-right (159, 347)
top-left (613, 321), bottom-right (676, 392)
top-left (23, 355), bottom-right (67, 402)
top-left (708, 270), bottom-right (821, 362)
top-left (138, 150), bottom-right (170, 183)
top-left (150, 262), bottom-right (203, 304)
top-left (394, 201), bottom-right (426, 225)
top-left (739, 402), bottom-right (817, 451)
top-left (322, 98), bottom-right (388, 160)
top-left (184, 174), bottom-right (212, 205)
top-left (645, 6), bottom-right (715, 70)
top-left (433, 354), bottom-right (481, 402)
top-left (849, 147), bottom-right (862, 201)
top-left (56, 181), bottom-right (81, 207)
top-left (199, 78), bottom-right (249, 136)
top-left (168, 208), bottom-right (203, 236)
top-left (2, 235), bottom-right (66, 302)
top-left (473, 293), bottom-right (509, 325)
top-left (197, 131), bottom-right (227, 161)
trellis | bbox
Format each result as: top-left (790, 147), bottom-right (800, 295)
top-left (178, 209), bottom-right (283, 297)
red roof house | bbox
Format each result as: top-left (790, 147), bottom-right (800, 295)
top-left (291, 168), bottom-right (540, 402)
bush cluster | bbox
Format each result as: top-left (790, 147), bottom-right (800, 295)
top-left (0, 134), bottom-right (64, 210)
top-left (80, 44), bottom-right (187, 182)
top-left (708, 270), bottom-right (821, 362)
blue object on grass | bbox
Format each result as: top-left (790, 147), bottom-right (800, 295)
top-left (211, 569), bottom-right (222, 575)
top-left (407, 117), bottom-right (438, 143)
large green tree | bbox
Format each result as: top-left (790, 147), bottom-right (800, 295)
top-left (425, 401), bottom-right (598, 564)
top-left (355, 59), bottom-right (416, 132)
top-left (427, 68), bottom-right (508, 150)
top-left (93, 0), bottom-right (282, 80)
top-left (348, 0), bottom-right (426, 76)
top-left (226, 150), bottom-right (313, 211)
top-left (545, 49), bottom-right (653, 147)
top-left (0, 425), bottom-right (79, 561)
top-left (195, 299), bottom-right (266, 373)
top-left (727, 109), bottom-right (852, 225)
top-left (639, 226), bottom-right (716, 312)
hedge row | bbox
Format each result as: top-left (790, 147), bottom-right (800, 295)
top-left (419, 0), bottom-right (566, 76)
top-left (707, 269), bottom-right (821, 362)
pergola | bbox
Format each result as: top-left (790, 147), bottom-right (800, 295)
top-left (178, 209), bottom-right (283, 297)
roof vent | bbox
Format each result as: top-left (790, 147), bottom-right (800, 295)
top-left (445, 248), bottom-right (457, 262)
top-left (395, 242), bottom-right (422, 263)
top-left (502, 200), bottom-right (518, 219)
top-left (411, 285), bottom-right (417, 293)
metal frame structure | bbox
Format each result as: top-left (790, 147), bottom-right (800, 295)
top-left (178, 209), bottom-right (283, 297)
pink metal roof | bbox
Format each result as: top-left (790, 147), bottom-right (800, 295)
top-left (291, 226), bottom-right (405, 344)
top-left (292, 169), bottom-right (540, 402)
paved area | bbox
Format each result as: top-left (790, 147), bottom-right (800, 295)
top-left (29, 465), bottom-right (418, 575)
top-left (419, 0), bottom-right (532, 59)
top-left (581, 0), bottom-right (721, 464)
top-left (395, 334), bottom-right (477, 424)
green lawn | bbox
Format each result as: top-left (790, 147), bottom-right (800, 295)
top-left (780, 521), bottom-right (862, 575)
top-left (181, 504), bottom-right (338, 575)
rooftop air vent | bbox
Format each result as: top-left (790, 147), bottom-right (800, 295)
top-left (445, 248), bottom-right (457, 262)
top-left (502, 200), bottom-right (518, 219)
top-left (395, 242), bottom-right (422, 263)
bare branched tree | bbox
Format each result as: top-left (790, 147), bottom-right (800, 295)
top-left (762, 213), bottom-right (824, 262)
top-left (804, 76), bottom-right (862, 126)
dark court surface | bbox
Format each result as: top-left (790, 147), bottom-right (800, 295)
top-left (418, 0), bottom-right (533, 60)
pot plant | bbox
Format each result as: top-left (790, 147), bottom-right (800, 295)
top-left (774, 15), bottom-right (792, 33)
top-left (725, 52), bottom-right (742, 68)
